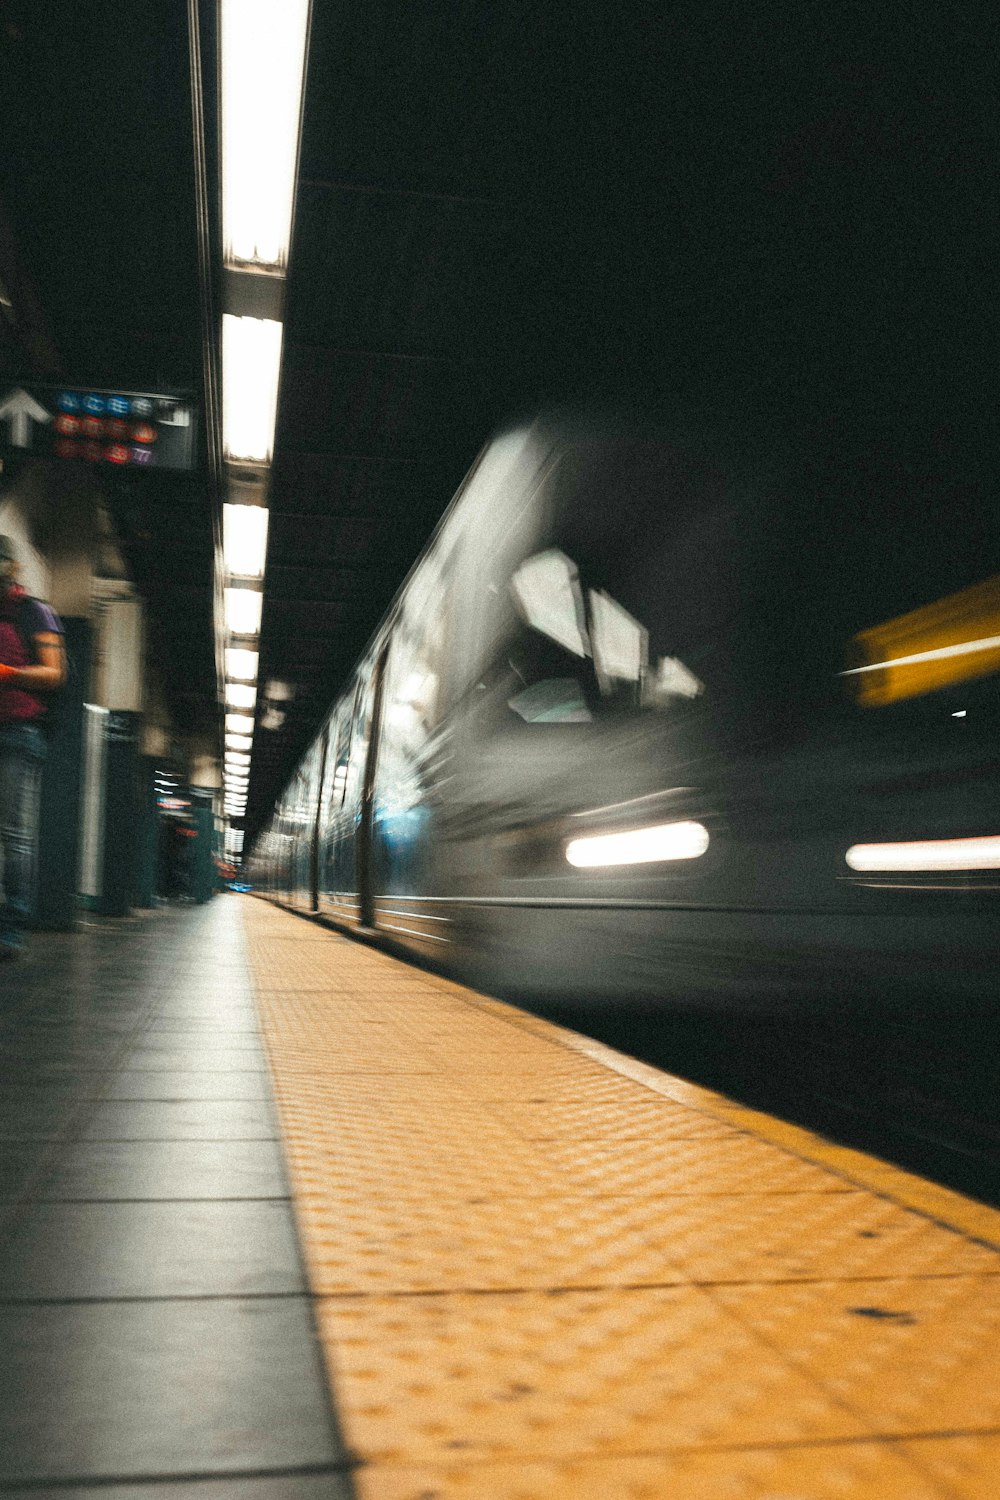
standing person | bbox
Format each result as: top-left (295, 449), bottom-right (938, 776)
top-left (0, 536), bottom-right (65, 959)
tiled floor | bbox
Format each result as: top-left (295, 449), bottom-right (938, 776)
top-left (8, 895), bottom-right (1000, 1500)
top-left (0, 901), bottom-right (352, 1498)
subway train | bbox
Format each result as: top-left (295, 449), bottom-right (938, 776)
top-left (249, 409), bottom-right (999, 1016)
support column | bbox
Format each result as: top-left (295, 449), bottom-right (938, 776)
top-left (99, 710), bottom-right (141, 918)
top-left (93, 590), bottom-right (145, 918)
top-left (189, 788), bottom-right (217, 905)
top-left (187, 749), bottom-right (220, 906)
top-left (134, 756), bottom-right (160, 909)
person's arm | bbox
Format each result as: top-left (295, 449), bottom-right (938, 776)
top-left (0, 632), bottom-right (65, 691)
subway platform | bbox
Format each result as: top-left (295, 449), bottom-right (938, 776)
top-left (2, 899), bottom-right (999, 1498)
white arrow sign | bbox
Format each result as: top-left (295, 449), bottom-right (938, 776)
top-left (0, 388), bottom-right (51, 448)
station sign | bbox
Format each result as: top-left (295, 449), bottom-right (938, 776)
top-left (0, 383), bottom-right (197, 471)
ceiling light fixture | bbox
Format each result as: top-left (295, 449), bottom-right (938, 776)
top-left (225, 647), bottom-right (259, 682)
top-left (220, 0), bottom-right (310, 271)
top-left (213, 0), bottom-right (311, 837)
top-left (221, 314), bottom-right (283, 463)
top-left (223, 504), bottom-right (269, 578)
top-left (225, 682), bottom-right (258, 710)
top-left (224, 587), bottom-right (263, 635)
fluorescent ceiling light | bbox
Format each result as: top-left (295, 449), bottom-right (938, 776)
top-left (224, 587), bottom-right (263, 635)
top-left (223, 504), bottom-right (269, 579)
top-left (566, 820), bottom-right (710, 868)
top-left (226, 712), bottom-right (256, 735)
top-left (226, 682), bottom-right (258, 710)
top-left (226, 732), bottom-right (253, 751)
top-left (845, 835), bottom-right (1000, 872)
top-left (220, 0), bottom-right (309, 270)
top-left (222, 315), bottom-right (283, 463)
top-left (225, 647), bottom-right (259, 682)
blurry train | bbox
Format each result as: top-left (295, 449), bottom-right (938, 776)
top-left (249, 409), bottom-right (999, 1015)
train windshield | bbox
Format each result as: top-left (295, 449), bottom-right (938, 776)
top-left (479, 423), bottom-right (1000, 746)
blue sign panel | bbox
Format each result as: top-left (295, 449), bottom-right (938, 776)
top-left (0, 384), bottom-right (197, 471)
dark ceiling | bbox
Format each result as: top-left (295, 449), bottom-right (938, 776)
top-left (1, 1), bottom-right (997, 838)
top-left (0, 0), bottom-right (211, 738)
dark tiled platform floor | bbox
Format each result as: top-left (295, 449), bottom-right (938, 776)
top-left (0, 900), bottom-right (352, 1498)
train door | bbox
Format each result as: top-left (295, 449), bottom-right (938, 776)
top-left (308, 725), bottom-right (329, 913)
top-left (357, 641), bottom-right (391, 928)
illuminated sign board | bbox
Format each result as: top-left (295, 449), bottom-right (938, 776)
top-left (0, 384), bottom-right (197, 471)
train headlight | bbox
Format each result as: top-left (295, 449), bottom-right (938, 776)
top-left (565, 820), bottom-right (710, 868)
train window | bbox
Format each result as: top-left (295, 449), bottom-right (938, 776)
top-left (348, 676), bottom-right (369, 802)
top-left (376, 538), bottom-right (458, 798)
top-left (496, 543), bottom-right (705, 728)
top-left (508, 678), bottom-right (591, 723)
top-left (462, 431), bottom-right (739, 739)
top-left (321, 705), bottom-right (351, 814)
top-left (503, 549), bottom-right (593, 723)
top-left (510, 550), bottom-right (590, 659)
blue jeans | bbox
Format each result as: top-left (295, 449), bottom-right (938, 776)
top-left (0, 724), bottom-right (46, 951)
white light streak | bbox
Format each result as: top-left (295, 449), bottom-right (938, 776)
top-left (226, 712), bottom-right (255, 735)
top-left (566, 821), bottom-right (710, 868)
top-left (839, 635), bottom-right (1000, 677)
top-left (226, 732), bottom-right (253, 751)
top-left (845, 835), bottom-right (1000, 872)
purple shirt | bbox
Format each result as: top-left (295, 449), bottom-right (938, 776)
top-left (0, 591), bottom-right (63, 725)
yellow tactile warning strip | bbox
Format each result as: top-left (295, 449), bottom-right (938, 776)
top-left (241, 899), bottom-right (1000, 1500)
